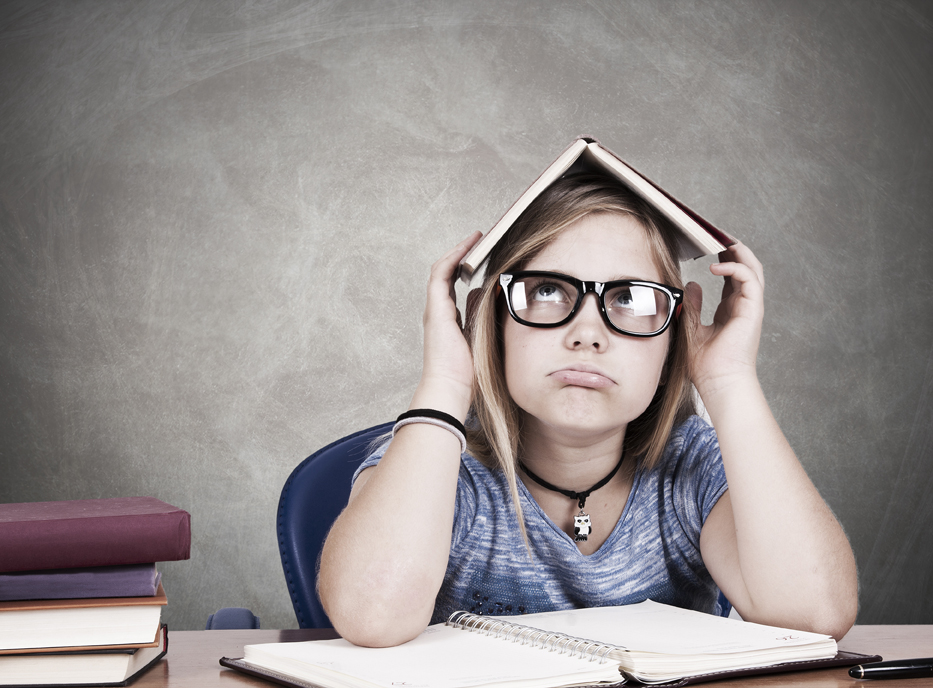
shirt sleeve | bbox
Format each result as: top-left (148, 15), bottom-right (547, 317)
top-left (687, 417), bottom-right (729, 523)
top-left (351, 439), bottom-right (390, 485)
top-left (668, 416), bottom-right (729, 548)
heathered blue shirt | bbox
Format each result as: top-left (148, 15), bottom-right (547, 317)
top-left (355, 415), bottom-right (728, 625)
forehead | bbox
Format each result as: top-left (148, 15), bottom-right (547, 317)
top-left (524, 213), bottom-right (663, 282)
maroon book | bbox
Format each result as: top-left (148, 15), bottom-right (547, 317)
top-left (0, 497), bottom-right (190, 573)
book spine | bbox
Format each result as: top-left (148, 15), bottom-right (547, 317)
top-left (0, 565), bottom-right (161, 601)
top-left (0, 511), bottom-right (191, 573)
top-left (446, 611), bottom-right (617, 662)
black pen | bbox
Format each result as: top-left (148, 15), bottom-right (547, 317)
top-left (849, 658), bottom-right (933, 680)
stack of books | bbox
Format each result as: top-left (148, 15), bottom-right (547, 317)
top-left (0, 497), bottom-right (191, 686)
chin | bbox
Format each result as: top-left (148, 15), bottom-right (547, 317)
top-left (532, 408), bottom-right (632, 441)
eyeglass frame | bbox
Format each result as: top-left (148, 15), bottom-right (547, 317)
top-left (498, 270), bottom-right (684, 338)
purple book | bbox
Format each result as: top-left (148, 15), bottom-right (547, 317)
top-left (0, 564), bottom-right (162, 601)
top-left (0, 497), bottom-right (190, 573)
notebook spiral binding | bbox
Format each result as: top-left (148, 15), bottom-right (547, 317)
top-left (446, 611), bottom-right (617, 663)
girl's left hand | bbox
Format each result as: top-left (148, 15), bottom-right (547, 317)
top-left (685, 242), bottom-right (765, 396)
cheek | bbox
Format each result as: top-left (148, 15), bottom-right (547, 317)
top-left (615, 332), bottom-right (671, 400)
top-left (502, 321), bottom-right (528, 397)
top-left (640, 332), bottom-right (673, 391)
top-left (501, 319), bottom-right (546, 409)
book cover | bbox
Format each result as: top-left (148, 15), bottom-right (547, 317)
top-left (0, 625), bottom-right (167, 687)
top-left (0, 498), bottom-right (190, 573)
top-left (0, 624), bottom-right (163, 656)
top-left (0, 564), bottom-right (161, 602)
top-left (458, 137), bottom-right (736, 285)
top-left (0, 584), bottom-right (167, 651)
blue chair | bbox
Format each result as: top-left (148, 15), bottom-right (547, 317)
top-left (206, 421), bottom-right (391, 630)
top-left (205, 607), bottom-right (260, 630)
top-left (278, 421), bottom-right (393, 628)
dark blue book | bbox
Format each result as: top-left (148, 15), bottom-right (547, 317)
top-left (0, 565), bottom-right (161, 602)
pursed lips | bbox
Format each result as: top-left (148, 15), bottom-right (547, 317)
top-left (549, 365), bottom-right (616, 389)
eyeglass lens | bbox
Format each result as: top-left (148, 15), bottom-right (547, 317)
top-left (508, 274), bottom-right (671, 334)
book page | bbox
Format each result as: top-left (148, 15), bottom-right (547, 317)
top-left (244, 622), bottom-right (622, 688)
top-left (508, 600), bottom-right (833, 656)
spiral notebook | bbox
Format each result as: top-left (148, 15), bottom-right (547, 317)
top-left (220, 600), bottom-right (878, 688)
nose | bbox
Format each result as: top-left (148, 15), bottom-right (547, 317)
top-left (565, 292), bottom-right (610, 351)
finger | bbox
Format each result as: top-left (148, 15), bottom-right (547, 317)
top-left (432, 231), bottom-right (483, 280)
top-left (709, 260), bottom-right (763, 303)
top-left (426, 231), bottom-right (483, 320)
top-left (685, 280), bottom-right (709, 331)
top-left (684, 281), bottom-right (715, 345)
top-left (427, 231), bottom-right (482, 298)
top-left (685, 281), bottom-right (703, 314)
top-left (719, 241), bottom-right (764, 289)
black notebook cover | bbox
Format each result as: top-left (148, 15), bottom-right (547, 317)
top-left (220, 649), bottom-right (882, 688)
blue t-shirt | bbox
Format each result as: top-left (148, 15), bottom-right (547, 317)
top-left (355, 415), bottom-right (728, 625)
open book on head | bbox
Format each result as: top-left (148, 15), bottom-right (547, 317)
top-left (220, 600), bottom-right (878, 688)
top-left (458, 137), bottom-right (736, 285)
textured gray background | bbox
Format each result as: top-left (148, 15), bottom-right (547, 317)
top-left (1, 1), bottom-right (931, 631)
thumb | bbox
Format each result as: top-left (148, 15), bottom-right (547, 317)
top-left (685, 281), bottom-right (703, 315)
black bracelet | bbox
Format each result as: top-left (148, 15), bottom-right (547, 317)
top-left (396, 409), bottom-right (467, 436)
top-left (393, 408), bottom-right (468, 453)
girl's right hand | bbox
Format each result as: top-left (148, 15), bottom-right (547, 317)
top-left (415, 231), bottom-right (483, 421)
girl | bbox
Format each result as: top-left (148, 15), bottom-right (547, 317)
top-left (319, 173), bottom-right (858, 648)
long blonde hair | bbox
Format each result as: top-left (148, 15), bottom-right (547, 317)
top-left (464, 173), bottom-right (697, 536)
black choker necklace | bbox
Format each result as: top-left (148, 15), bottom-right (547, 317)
top-left (519, 451), bottom-right (625, 543)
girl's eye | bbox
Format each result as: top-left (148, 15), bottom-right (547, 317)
top-left (532, 283), bottom-right (569, 302)
top-left (607, 285), bottom-right (661, 318)
top-left (611, 290), bottom-right (634, 308)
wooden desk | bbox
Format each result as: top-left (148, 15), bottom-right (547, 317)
top-left (135, 625), bottom-right (933, 687)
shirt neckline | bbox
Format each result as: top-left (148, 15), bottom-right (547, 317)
top-left (516, 464), bottom-right (643, 560)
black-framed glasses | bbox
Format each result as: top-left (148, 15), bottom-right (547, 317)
top-left (499, 271), bottom-right (683, 338)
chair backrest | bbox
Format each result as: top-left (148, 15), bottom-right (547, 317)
top-left (277, 421), bottom-right (393, 629)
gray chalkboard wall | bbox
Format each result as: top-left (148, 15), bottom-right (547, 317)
top-left (1, 1), bottom-right (931, 630)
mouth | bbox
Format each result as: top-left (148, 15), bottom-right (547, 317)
top-left (549, 365), bottom-right (616, 389)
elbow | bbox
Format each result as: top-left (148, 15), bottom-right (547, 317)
top-left (794, 541), bottom-right (860, 640)
top-left (329, 609), bottom-right (425, 648)
top-left (805, 606), bottom-right (856, 641)
top-left (320, 581), bottom-right (431, 647)
top-left (318, 550), bottom-right (434, 647)
top-left (811, 591), bottom-right (858, 641)
top-left (818, 554), bottom-right (860, 640)
top-left (798, 570), bottom-right (859, 640)
top-left (739, 564), bottom-right (859, 640)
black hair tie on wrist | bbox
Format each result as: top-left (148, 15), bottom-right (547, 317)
top-left (396, 408), bottom-right (467, 437)
top-left (393, 408), bottom-right (468, 454)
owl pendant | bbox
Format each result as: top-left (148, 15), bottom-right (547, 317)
top-left (573, 510), bottom-right (592, 542)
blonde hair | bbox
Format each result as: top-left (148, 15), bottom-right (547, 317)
top-left (465, 173), bottom-right (697, 536)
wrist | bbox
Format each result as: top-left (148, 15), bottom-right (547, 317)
top-left (411, 376), bottom-right (472, 423)
top-left (694, 369), bottom-right (762, 412)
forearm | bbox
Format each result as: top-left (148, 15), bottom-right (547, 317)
top-left (699, 374), bottom-right (858, 637)
top-left (318, 382), bottom-right (468, 646)
top-left (321, 232), bottom-right (481, 646)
